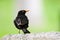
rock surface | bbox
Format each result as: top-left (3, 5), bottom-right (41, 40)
top-left (1, 32), bottom-right (60, 40)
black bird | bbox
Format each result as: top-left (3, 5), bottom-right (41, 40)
top-left (14, 10), bottom-right (30, 34)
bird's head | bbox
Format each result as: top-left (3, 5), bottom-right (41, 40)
top-left (18, 10), bottom-right (29, 15)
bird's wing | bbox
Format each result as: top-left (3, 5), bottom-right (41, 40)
top-left (14, 15), bottom-right (28, 25)
top-left (14, 17), bottom-right (22, 25)
top-left (16, 18), bottom-right (22, 25)
top-left (21, 16), bottom-right (28, 25)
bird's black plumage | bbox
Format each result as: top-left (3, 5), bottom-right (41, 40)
top-left (14, 10), bottom-right (30, 34)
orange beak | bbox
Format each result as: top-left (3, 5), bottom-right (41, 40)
top-left (25, 10), bottom-right (30, 12)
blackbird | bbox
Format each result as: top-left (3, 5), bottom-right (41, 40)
top-left (14, 10), bottom-right (30, 34)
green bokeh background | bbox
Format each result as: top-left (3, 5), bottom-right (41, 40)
top-left (0, 0), bottom-right (60, 38)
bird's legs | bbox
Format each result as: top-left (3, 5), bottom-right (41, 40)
top-left (19, 29), bottom-right (20, 34)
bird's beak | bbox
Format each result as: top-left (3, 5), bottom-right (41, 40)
top-left (25, 10), bottom-right (30, 12)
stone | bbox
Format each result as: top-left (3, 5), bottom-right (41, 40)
top-left (1, 32), bottom-right (60, 40)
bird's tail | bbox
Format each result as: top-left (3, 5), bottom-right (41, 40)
top-left (22, 28), bottom-right (30, 34)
